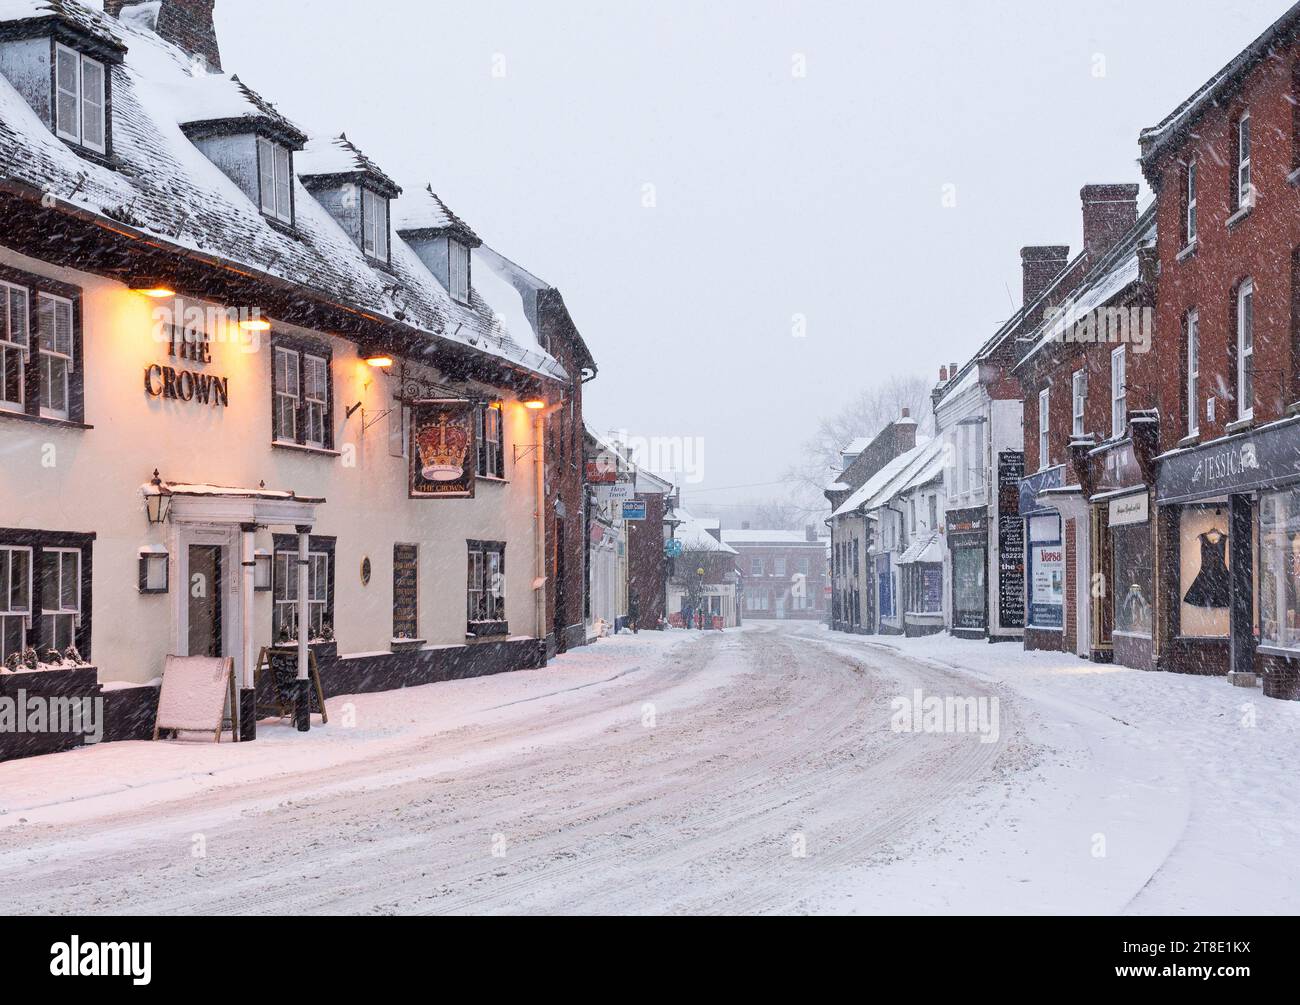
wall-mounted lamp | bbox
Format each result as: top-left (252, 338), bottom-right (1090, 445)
top-left (144, 469), bottom-right (172, 525)
top-left (132, 284), bottom-right (176, 299)
top-left (239, 319), bottom-right (272, 332)
top-left (365, 355), bottom-right (395, 369)
top-left (523, 399), bottom-right (547, 411)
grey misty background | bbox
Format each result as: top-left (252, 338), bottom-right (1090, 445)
top-left (198, 0), bottom-right (1281, 518)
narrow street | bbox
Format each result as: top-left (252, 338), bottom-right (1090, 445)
top-left (6, 620), bottom-right (1285, 916)
top-left (0, 623), bottom-right (1011, 914)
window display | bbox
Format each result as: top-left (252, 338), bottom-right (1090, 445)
top-left (1028, 514), bottom-right (1063, 630)
top-left (1261, 487), bottom-right (1300, 650)
top-left (1179, 503), bottom-right (1229, 638)
top-left (1111, 524), bottom-right (1152, 635)
top-left (953, 546), bottom-right (986, 628)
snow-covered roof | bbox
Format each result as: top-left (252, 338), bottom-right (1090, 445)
top-left (0, 0), bottom-right (566, 382)
top-left (934, 360), bottom-right (980, 410)
top-left (298, 133), bottom-right (400, 196)
top-left (721, 529), bottom-right (820, 546)
top-left (832, 437), bottom-right (938, 519)
top-left (899, 530), bottom-right (944, 565)
top-left (1139, 4), bottom-right (1300, 166)
top-left (395, 185), bottom-right (482, 245)
top-left (674, 511), bottom-right (737, 555)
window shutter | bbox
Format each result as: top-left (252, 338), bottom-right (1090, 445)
top-left (80, 58), bottom-right (105, 152)
top-left (55, 46), bottom-right (80, 142)
top-left (275, 146), bottom-right (292, 222)
top-left (7, 287), bottom-right (28, 355)
top-left (258, 139), bottom-right (276, 214)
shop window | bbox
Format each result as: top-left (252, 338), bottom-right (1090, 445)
top-left (0, 532), bottom-right (92, 664)
top-left (0, 545), bottom-right (31, 663)
top-left (1261, 487), bottom-right (1300, 650)
top-left (40, 548), bottom-right (80, 651)
top-left (467, 540), bottom-right (506, 632)
top-left (1112, 523), bottom-right (1153, 636)
top-left (1179, 504), bottom-right (1230, 638)
top-left (1027, 514), bottom-right (1064, 630)
top-left (877, 555), bottom-right (893, 619)
top-left (272, 536), bottom-right (335, 643)
top-left (953, 546), bottom-right (986, 629)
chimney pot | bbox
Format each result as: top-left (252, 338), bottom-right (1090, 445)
top-left (901, 407), bottom-right (910, 419)
top-left (106, 1), bottom-right (223, 72)
top-left (939, 366), bottom-right (948, 382)
top-left (1081, 183), bottom-right (1139, 266)
top-left (1021, 245), bottom-right (1070, 307)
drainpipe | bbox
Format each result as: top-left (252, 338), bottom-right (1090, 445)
top-left (295, 524), bottom-right (312, 732)
top-left (530, 400), bottom-right (566, 654)
top-left (239, 523), bottom-right (257, 742)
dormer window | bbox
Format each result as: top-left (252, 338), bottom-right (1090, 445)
top-left (362, 188), bottom-right (389, 262)
top-left (449, 239), bottom-right (471, 304)
top-left (54, 44), bottom-right (107, 155)
top-left (257, 137), bottom-right (294, 225)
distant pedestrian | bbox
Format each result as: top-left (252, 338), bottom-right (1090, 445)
top-left (628, 592), bottom-right (641, 634)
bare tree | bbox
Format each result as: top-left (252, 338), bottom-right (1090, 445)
top-left (784, 373), bottom-right (935, 515)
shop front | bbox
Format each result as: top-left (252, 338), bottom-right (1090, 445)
top-left (1019, 466), bottom-right (1067, 652)
top-left (898, 531), bottom-right (944, 637)
top-left (1156, 417), bottom-right (1300, 699)
top-left (1086, 434), bottom-right (1158, 670)
top-left (946, 506), bottom-right (987, 639)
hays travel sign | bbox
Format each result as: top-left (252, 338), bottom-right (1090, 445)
top-left (1157, 419), bottom-right (1300, 504)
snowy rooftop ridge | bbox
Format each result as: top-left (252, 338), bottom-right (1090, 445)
top-left (396, 185), bottom-right (482, 245)
top-left (720, 529), bottom-right (821, 545)
top-left (0, 0), bottom-right (568, 383)
top-left (832, 436), bottom-right (940, 519)
top-left (298, 133), bottom-right (401, 196)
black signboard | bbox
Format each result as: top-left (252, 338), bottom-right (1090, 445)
top-left (1157, 418), bottom-right (1300, 503)
top-left (393, 543), bottom-right (419, 639)
top-left (998, 451), bottom-right (1026, 630)
top-left (255, 647), bottom-right (326, 721)
top-left (946, 505), bottom-right (986, 539)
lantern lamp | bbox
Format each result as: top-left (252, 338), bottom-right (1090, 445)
top-left (144, 469), bottom-right (172, 525)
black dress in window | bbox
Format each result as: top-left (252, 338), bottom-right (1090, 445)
top-left (1184, 531), bottom-right (1230, 609)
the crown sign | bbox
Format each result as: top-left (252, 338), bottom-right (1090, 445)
top-left (416, 414), bottom-right (469, 482)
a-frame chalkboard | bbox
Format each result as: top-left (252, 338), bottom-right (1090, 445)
top-left (254, 647), bottom-right (329, 725)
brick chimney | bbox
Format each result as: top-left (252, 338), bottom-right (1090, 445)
top-left (806, 524), bottom-right (817, 542)
top-left (1081, 184), bottom-right (1139, 266)
top-left (939, 366), bottom-right (948, 382)
top-left (105, 1), bottom-right (222, 72)
top-left (1021, 246), bottom-right (1070, 307)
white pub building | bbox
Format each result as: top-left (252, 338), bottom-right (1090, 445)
top-left (0, 0), bottom-right (593, 758)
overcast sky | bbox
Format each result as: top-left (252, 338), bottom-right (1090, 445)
top-left (212, 0), bottom-right (1286, 510)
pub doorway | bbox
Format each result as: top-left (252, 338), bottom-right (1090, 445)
top-left (187, 544), bottom-right (224, 658)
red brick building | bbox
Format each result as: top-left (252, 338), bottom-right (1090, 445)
top-left (1140, 2), bottom-right (1300, 698)
top-left (1014, 187), bottom-right (1158, 667)
top-left (722, 526), bottom-right (828, 620)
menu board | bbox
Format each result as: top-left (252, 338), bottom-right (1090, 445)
top-left (393, 543), bottom-right (419, 639)
top-left (998, 451), bottom-right (1026, 630)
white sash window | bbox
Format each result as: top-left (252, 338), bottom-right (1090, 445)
top-left (55, 44), bottom-right (107, 155)
top-left (1, 281), bottom-right (28, 413)
top-left (37, 293), bottom-right (74, 420)
top-left (0, 546), bottom-right (32, 663)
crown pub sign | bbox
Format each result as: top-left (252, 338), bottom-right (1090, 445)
top-left (410, 399), bottom-right (476, 499)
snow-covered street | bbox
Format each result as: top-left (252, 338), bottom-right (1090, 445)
top-left (2, 621), bottom-right (1295, 915)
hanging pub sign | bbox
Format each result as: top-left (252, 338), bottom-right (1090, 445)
top-left (409, 400), bottom-right (476, 499)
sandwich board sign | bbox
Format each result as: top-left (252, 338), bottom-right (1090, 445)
top-left (153, 655), bottom-right (236, 742)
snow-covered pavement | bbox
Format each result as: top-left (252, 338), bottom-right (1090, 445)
top-left (0, 621), bottom-right (1295, 915)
